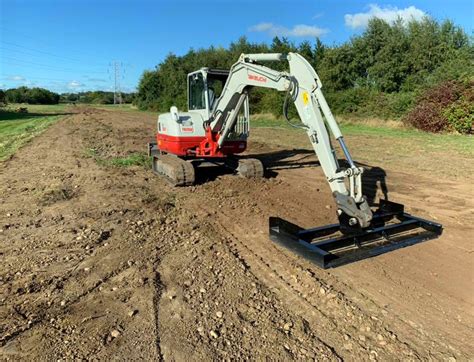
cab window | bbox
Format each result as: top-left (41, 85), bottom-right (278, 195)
top-left (207, 76), bottom-right (225, 110)
top-left (189, 73), bottom-right (205, 110)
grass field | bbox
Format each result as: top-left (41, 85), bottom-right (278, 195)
top-left (250, 114), bottom-right (474, 157)
top-left (94, 103), bottom-right (157, 116)
top-left (98, 105), bottom-right (473, 156)
top-left (2, 103), bottom-right (70, 114)
top-left (0, 104), bottom-right (70, 160)
top-left (1, 104), bottom-right (472, 164)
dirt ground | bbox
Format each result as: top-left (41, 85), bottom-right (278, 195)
top-left (1, 107), bottom-right (472, 360)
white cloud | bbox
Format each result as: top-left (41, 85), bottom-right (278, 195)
top-left (67, 80), bottom-right (84, 89)
top-left (249, 22), bottom-right (274, 32)
top-left (87, 77), bottom-right (106, 83)
top-left (249, 22), bottom-right (329, 37)
top-left (312, 12), bottom-right (324, 20)
top-left (344, 4), bottom-right (426, 29)
top-left (8, 75), bottom-right (26, 81)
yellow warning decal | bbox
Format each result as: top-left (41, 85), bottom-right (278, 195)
top-left (302, 91), bottom-right (310, 105)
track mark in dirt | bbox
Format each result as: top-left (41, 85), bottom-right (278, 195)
top-left (153, 206), bottom-right (339, 360)
top-left (178, 187), bottom-right (421, 360)
top-left (176, 166), bottom-right (471, 360)
top-left (151, 271), bottom-right (164, 361)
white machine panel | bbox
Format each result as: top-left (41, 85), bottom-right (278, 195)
top-left (157, 112), bottom-right (205, 137)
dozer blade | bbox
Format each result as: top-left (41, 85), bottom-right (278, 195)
top-left (269, 200), bottom-right (442, 269)
top-left (152, 154), bottom-right (195, 186)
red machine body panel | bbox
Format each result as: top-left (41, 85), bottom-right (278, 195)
top-left (157, 131), bottom-right (247, 157)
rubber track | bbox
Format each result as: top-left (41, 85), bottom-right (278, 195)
top-left (152, 155), bottom-right (195, 186)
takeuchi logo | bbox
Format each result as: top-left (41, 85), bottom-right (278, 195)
top-left (248, 74), bottom-right (267, 82)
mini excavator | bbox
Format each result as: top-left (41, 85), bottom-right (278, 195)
top-left (148, 53), bottom-right (442, 268)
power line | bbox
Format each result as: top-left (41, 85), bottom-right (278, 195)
top-left (1, 56), bottom-right (107, 74)
top-left (0, 26), bottom-right (111, 64)
top-left (0, 27), bottom-right (136, 92)
top-left (0, 44), bottom-right (108, 68)
top-left (2, 75), bottom-right (87, 83)
top-left (2, 73), bottom-right (136, 89)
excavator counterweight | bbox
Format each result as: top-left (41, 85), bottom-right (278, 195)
top-left (149, 52), bottom-right (443, 267)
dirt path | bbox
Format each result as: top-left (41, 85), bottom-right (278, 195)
top-left (1, 108), bottom-right (472, 360)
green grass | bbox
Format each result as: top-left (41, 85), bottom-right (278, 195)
top-left (107, 153), bottom-right (150, 167)
top-left (339, 122), bottom-right (473, 156)
top-left (251, 116), bottom-right (474, 157)
top-left (84, 148), bottom-right (150, 168)
top-left (92, 104), bottom-right (158, 116)
top-left (93, 104), bottom-right (135, 110)
top-left (0, 105), bottom-right (70, 160)
top-left (3, 103), bottom-right (69, 114)
top-left (90, 104), bottom-right (160, 117)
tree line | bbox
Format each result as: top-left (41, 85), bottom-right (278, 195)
top-left (0, 87), bottom-right (135, 106)
top-left (2, 86), bottom-right (60, 105)
top-left (60, 91), bottom-right (135, 104)
top-left (134, 17), bottom-right (472, 132)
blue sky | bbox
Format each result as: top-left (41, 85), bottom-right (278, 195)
top-left (1, 0), bottom-right (472, 93)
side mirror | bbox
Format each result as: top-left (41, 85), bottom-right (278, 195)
top-left (170, 106), bottom-right (179, 122)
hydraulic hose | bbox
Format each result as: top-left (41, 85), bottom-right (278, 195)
top-left (283, 77), bottom-right (308, 130)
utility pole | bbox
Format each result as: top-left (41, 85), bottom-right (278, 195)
top-left (113, 61), bottom-right (122, 105)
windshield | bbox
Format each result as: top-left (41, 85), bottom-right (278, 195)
top-left (189, 73), bottom-right (205, 110)
top-left (207, 73), bottom-right (227, 110)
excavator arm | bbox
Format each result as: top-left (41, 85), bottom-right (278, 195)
top-left (151, 51), bottom-right (442, 268)
top-left (209, 53), bottom-right (372, 231)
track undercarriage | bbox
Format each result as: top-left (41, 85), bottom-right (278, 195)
top-left (149, 141), bottom-right (264, 186)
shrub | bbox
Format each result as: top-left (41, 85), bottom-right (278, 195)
top-left (386, 92), bottom-right (415, 117)
top-left (403, 102), bottom-right (447, 132)
top-left (325, 87), bottom-right (378, 115)
top-left (443, 97), bottom-right (473, 134)
top-left (403, 80), bottom-right (471, 133)
top-left (324, 88), bottom-right (415, 119)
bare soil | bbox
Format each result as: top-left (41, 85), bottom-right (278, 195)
top-left (1, 108), bottom-right (472, 360)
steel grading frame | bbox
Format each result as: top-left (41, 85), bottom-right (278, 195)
top-left (270, 200), bottom-right (443, 269)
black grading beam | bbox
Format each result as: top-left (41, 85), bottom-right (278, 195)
top-left (269, 200), bottom-right (443, 269)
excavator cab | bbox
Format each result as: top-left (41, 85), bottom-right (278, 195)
top-left (187, 68), bottom-right (250, 142)
top-left (187, 68), bottom-right (232, 119)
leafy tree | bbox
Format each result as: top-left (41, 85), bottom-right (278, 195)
top-left (135, 70), bottom-right (162, 110)
top-left (59, 91), bottom-right (135, 104)
top-left (134, 17), bottom-right (472, 124)
top-left (0, 89), bottom-right (6, 106)
top-left (5, 87), bottom-right (59, 104)
top-left (313, 38), bottom-right (326, 69)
